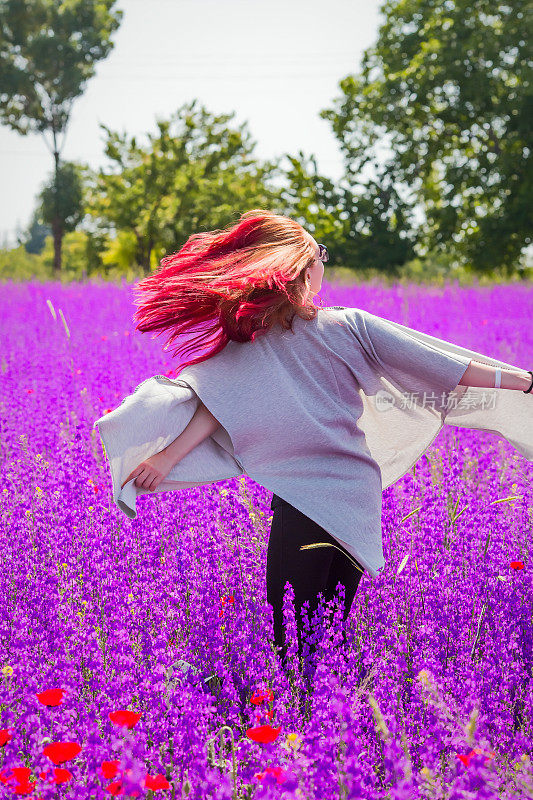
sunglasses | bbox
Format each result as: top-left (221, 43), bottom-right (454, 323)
top-left (317, 244), bottom-right (329, 263)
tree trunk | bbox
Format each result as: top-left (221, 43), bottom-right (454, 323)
top-left (145, 240), bottom-right (153, 275)
top-left (135, 233), bottom-right (149, 275)
top-left (52, 148), bottom-right (62, 274)
top-left (52, 216), bottom-right (62, 275)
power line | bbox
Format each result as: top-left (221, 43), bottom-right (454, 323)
top-left (87, 71), bottom-right (352, 80)
top-left (102, 53), bottom-right (360, 64)
top-left (0, 150), bottom-right (108, 156)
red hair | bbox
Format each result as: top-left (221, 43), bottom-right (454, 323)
top-left (132, 209), bottom-right (319, 375)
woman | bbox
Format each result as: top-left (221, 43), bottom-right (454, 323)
top-left (96, 209), bottom-right (533, 677)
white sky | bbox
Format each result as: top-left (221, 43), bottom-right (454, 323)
top-left (0, 0), bottom-right (383, 246)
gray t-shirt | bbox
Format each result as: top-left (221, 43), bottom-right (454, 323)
top-left (94, 306), bottom-right (532, 579)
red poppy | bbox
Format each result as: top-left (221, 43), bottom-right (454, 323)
top-left (221, 595), bottom-right (234, 605)
top-left (36, 688), bottom-right (65, 706)
top-left (104, 408), bottom-right (113, 414)
top-left (254, 765), bottom-right (287, 784)
top-left (39, 767), bottom-right (72, 784)
top-left (101, 760), bottom-right (121, 779)
top-left (457, 748), bottom-right (496, 768)
top-left (26, 389), bottom-right (34, 394)
top-left (10, 767), bottom-right (32, 783)
top-left (144, 773), bottom-right (171, 790)
top-left (219, 594), bottom-right (235, 617)
top-left (43, 741), bottom-right (82, 765)
top-left (109, 709), bottom-right (142, 729)
top-left (0, 728), bottom-right (13, 746)
top-left (2, 767), bottom-right (37, 796)
top-left (510, 561), bottom-right (524, 570)
top-left (250, 688), bottom-right (274, 705)
top-left (105, 779), bottom-right (140, 797)
top-left (13, 780), bottom-right (37, 796)
top-left (105, 780), bottom-right (123, 796)
top-left (246, 725), bottom-right (281, 744)
top-left (54, 767), bottom-right (72, 783)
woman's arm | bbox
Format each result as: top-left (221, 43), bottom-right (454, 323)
top-left (164, 401), bottom-right (221, 466)
top-left (121, 401), bottom-right (222, 490)
top-left (458, 359), bottom-right (532, 391)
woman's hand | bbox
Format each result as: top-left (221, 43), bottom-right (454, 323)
top-left (121, 449), bottom-right (174, 492)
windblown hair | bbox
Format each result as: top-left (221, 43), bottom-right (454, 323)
top-left (132, 209), bottom-right (319, 375)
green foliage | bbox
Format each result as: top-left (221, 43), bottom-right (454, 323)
top-left (0, 245), bottom-right (47, 281)
top-left (1, 241), bottom-right (530, 285)
top-left (278, 152), bottom-right (346, 245)
top-left (42, 231), bottom-right (84, 276)
top-left (2, 0), bottom-right (531, 282)
top-left (327, 248), bottom-right (532, 287)
top-left (86, 100), bottom-right (283, 272)
top-left (100, 230), bottom-right (138, 271)
top-left (20, 209), bottom-right (51, 254)
top-left (0, 0), bottom-right (122, 271)
top-left (38, 161), bottom-right (84, 232)
top-left (0, 0), bottom-right (122, 137)
top-left (278, 151), bottom-right (418, 278)
top-left (320, 0), bottom-right (532, 275)
top-left (0, 231), bottom-right (107, 282)
top-left (41, 230), bottom-right (108, 278)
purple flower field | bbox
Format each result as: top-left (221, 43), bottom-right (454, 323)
top-left (0, 278), bottom-right (532, 799)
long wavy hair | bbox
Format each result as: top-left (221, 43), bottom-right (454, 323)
top-left (132, 209), bottom-right (323, 375)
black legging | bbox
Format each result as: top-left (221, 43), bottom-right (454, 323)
top-left (266, 493), bottom-right (364, 668)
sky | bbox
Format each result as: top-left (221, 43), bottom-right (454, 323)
top-left (0, 0), bottom-right (384, 246)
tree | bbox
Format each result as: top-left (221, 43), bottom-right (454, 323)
top-left (20, 208), bottom-right (51, 254)
top-left (320, 0), bottom-right (532, 276)
top-left (38, 160), bottom-right (84, 266)
top-left (86, 100), bottom-right (282, 273)
top-left (277, 152), bottom-right (347, 258)
top-left (278, 151), bottom-right (417, 276)
top-left (0, 0), bottom-right (122, 272)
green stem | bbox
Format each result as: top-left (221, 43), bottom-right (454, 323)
top-left (299, 543), bottom-right (364, 574)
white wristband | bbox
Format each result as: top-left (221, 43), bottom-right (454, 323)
top-left (495, 367), bottom-right (501, 389)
